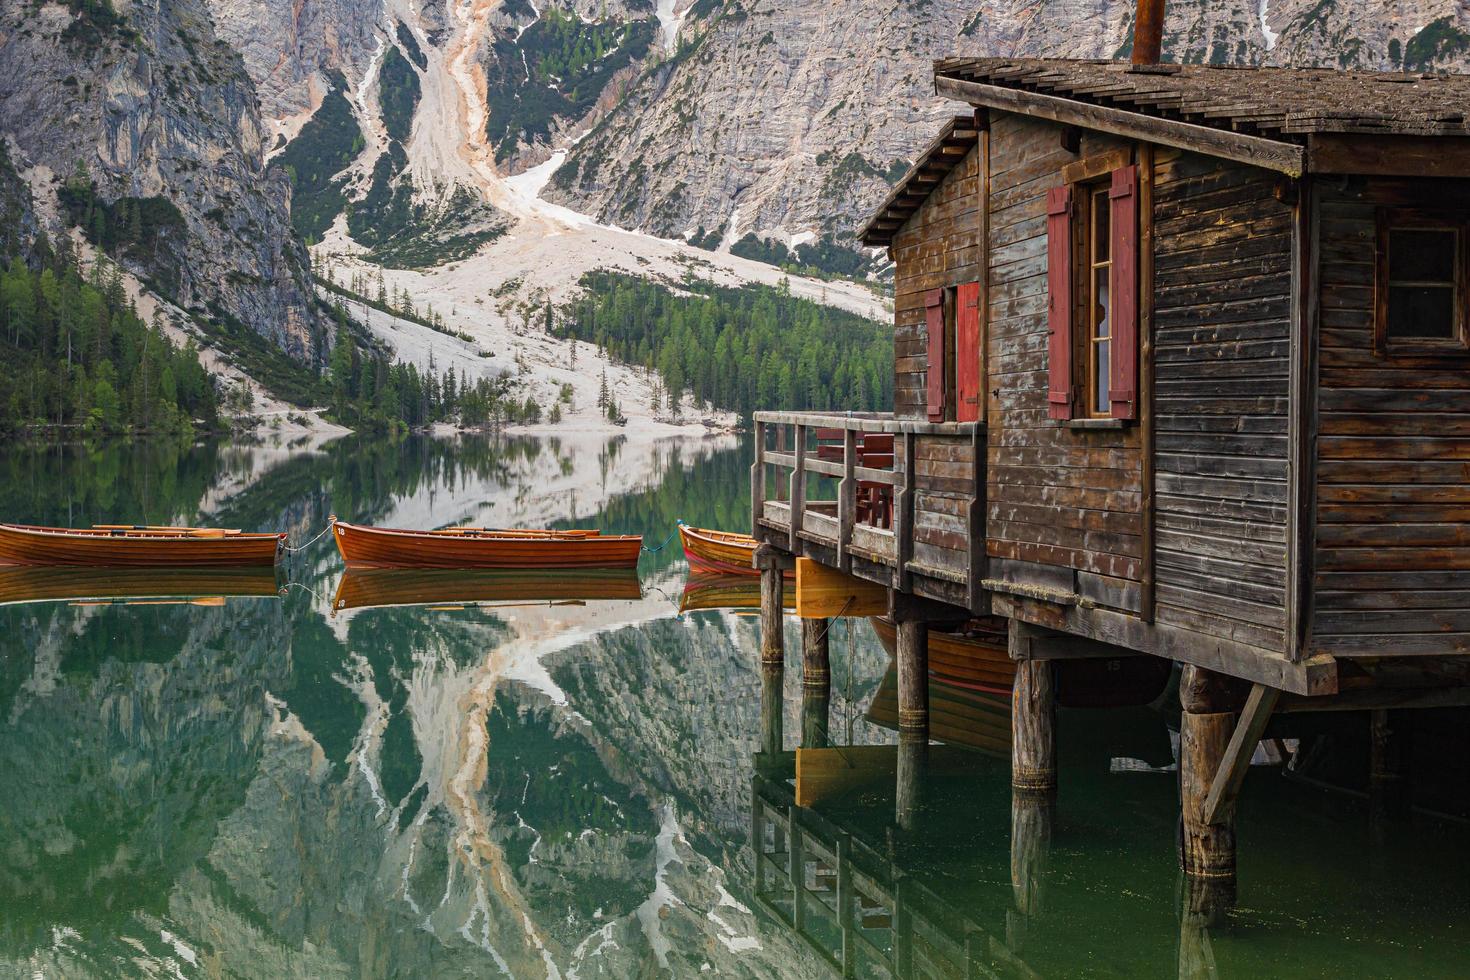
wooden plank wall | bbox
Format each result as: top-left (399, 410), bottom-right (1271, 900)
top-left (1312, 178), bottom-right (1470, 657)
top-left (1151, 149), bottom-right (1293, 654)
top-left (984, 115), bottom-right (1143, 610)
top-left (890, 144), bottom-right (983, 606)
top-left (891, 145), bottom-right (980, 422)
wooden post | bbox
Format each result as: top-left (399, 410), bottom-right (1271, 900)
top-left (801, 618), bottom-right (830, 749)
top-left (896, 618), bottom-right (929, 830)
top-left (836, 834), bottom-right (855, 978)
top-left (893, 432), bottom-right (916, 591)
top-left (751, 419), bottom-right (766, 537)
top-left (755, 544), bottom-right (787, 671)
top-left (837, 427), bottom-right (856, 573)
top-left (896, 619), bottom-right (929, 741)
top-left (789, 423), bottom-right (807, 555)
top-left (1179, 666), bottom-right (1238, 914)
top-left (1012, 659), bottom-right (1057, 797)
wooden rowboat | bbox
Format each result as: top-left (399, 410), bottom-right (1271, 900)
top-left (332, 567), bottom-right (643, 612)
top-left (678, 523), bottom-right (789, 577)
top-left (867, 665), bottom-right (1012, 757)
top-left (332, 520), bottom-right (642, 569)
top-left (0, 523), bottom-right (285, 567)
top-left (869, 615), bottom-right (1015, 695)
top-left (0, 566), bottom-right (282, 605)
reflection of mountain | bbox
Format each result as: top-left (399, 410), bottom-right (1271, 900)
top-left (0, 431), bottom-right (886, 977)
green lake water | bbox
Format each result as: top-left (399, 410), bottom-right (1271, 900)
top-left (1, 433), bottom-right (1468, 978)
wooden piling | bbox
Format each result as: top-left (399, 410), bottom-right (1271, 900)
top-left (761, 567), bottom-right (784, 670)
top-left (1179, 666), bottom-right (1238, 908)
top-left (1012, 660), bottom-right (1056, 797)
top-left (896, 620), bottom-right (929, 741)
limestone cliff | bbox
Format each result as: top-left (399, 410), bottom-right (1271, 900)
top-left (543, 0), bottom-right (1470, 275)
top-left (0, 0), bottom-right (324, 362)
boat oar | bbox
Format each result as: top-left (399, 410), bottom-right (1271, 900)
top-left (91, 525), bottom-right (240, 538)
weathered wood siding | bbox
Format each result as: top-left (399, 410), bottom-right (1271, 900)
top-left (891, 145), bottom-right (980, 422)
top-left (1151, 149), bottom-right (1293, 654)
top-left (1311, 178), bottom-right (1470, 657)
top-left (984, 114), bottom-right (1144, 609)
top-left (889, 143), bottom-right (984, 607)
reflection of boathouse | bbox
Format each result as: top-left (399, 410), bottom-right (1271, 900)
top-left (748, 2), bottom-right (1470, 915)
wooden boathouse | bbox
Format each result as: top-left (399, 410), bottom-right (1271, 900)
top-left (750, 39), bottom-right (1470, 910)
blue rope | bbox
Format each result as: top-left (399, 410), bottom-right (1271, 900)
top-left (641, 525), bottom-right (681, 554)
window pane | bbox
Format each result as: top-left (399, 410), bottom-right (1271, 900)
top-left (1095, 340), bottom-right (1110, 414)
top-left (1387, 285), bottom-right (1455, 339)
top-left (1094, 268), bottom-right (1110, 339)
top-left (1389, 229), bottom-right (1456, 283)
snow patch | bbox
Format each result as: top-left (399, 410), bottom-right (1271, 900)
top-left (656, 0), bottom-right (688, 54)
top-left (1259, 0), bottom-right (1279, 49)
top-left (635, 803), bottom-right (685, 968)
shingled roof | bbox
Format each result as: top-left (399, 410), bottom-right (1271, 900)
top-left (936, 58), bottom-right (1470, 140)
top-left (862, 57), bottom-right (1470, 248)
top-left (858, 115), bottom-right (979, 247)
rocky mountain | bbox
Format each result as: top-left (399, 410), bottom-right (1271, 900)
top-left (0, 0), bottom-right (325, 362)
top-left (544, 0), bottom-right (1470, 275)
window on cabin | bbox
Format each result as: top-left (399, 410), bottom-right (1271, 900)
top-left (1377, 209), bottom-right (1467, 352)
top-left (1084, 184), bottom-right (1113, 416)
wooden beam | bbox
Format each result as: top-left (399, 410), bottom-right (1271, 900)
top-left (795, 558), bottom-right (887, 618)
top-left (934, 75), bottom-right (1306, 176)
top-left (1138, 142), bottom-right (1156, 623)
top-left (1202, 683), bottom-right (1281, 826)
top-left (1307, 133), bottom-right (1470, 178)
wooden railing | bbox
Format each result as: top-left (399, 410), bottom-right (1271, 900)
top-left (751, 411), bottom-right (982, 593)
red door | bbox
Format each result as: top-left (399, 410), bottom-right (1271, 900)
top-left (956, 281), bottom-right (982, 423)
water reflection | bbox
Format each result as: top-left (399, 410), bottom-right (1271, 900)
top-left (2, 434), bottom-right (1470, 976)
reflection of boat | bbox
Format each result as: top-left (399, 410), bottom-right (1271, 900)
top-left (0, 523), bottom-right (286, 567)
top-left (332, 567), bottom-right (643, 612)
top-left (867, 664), bottom-right (1012, 755)
top-left (678, 524), bottom-right (782, 576)
top-left (678, 570), bottom-right (794, 614)
top-left (331, 520), bottom-right (642, 569)
top-left (0, 565), bottom-right (282, 605)
top-left (868, 615), bottom-right (1014, 694)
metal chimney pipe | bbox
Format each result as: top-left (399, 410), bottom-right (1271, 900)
top-left (1131, 0), bottom-right (1164, 65)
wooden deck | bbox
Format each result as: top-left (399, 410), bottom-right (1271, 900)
top-left (751, 412), bottom-right (986, 613)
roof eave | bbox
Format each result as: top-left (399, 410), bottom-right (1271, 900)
top-left (934, 73), bottom-right (1307, 178)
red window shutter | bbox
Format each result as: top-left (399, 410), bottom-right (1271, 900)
top-left (1108, 165), bottom-right (1139, 420)
top-left (925, 288), bottom-right (946, 422)
top-left (1046, 186), bottom-right (1075, 420)
top-left (956, 281), bottom-right (982, 423)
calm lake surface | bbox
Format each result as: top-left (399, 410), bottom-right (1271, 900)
top-left (2, 432), bottom-right (1469, 978)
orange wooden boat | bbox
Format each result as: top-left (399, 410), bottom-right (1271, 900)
top-left (0, 523), bottom-right (285, 567)
top-left (869, 615), bottom-right (1015, 695)
top-left (331, 519), bottom-right (642, 569)
top-left (0, 565), bottom-right (282, 605)
top-left (678, 523), bottom-right (790, 577)
top-left (332, 567), bottom-right (642, 612)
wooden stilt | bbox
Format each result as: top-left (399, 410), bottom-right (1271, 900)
top-left (1179, 666), bottom-right (1238, 910)
top-left (1012, 659), bottom-right (1056, 797)
top-left (761, 566), bottom-right (785, 670)
top-left (896, 619), bottom-right (929, 740)
top-left (895, 617), bottom-right (929, 829)
top-left (801, 688), bottom-right (830, 750)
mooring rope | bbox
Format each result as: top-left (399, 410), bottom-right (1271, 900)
top-left (641, 526), bottom-right (680, 554)
top-left (284, 520), bottom-right (336, 556)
